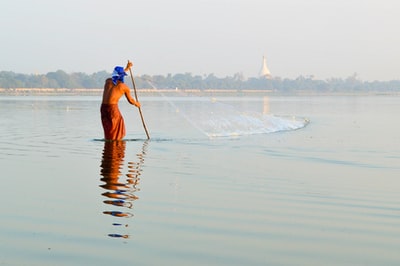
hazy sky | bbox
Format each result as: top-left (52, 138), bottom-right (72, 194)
top-left (1, 0), bottom-right (399, 80)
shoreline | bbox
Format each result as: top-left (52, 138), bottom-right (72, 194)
top-left (0, 87), bottom-right (399, 96)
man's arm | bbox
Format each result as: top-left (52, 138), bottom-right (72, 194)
top-left (123, 84), bottom-right (140, 107)
top-left (122, 61), bottom-right (140, 107)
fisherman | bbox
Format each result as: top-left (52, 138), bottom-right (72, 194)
top-left (101, 61), bottom-right (141, 140)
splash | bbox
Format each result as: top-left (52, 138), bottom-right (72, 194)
top-left (204, 114), bottom-right (308, 137)
top-left (145, 80), bottom-right (309, 138)
top-left (175, 100), bottom-right (309, 137)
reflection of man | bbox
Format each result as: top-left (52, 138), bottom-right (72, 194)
top-left (100, 140), bottom-right (127, 193)
top-left (100, 140), bottom-right (139, 210)
top-left (100, 140), bottom-right (130, 238)
top-left (99, 140), bottom-right (147, 238)
top-left (100, 61), bottom-right (141, 140)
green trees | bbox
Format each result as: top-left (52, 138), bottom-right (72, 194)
top-left (0, 70), bottom-right (399, 92)
top-left (0, 70), bottom-right (108, 89)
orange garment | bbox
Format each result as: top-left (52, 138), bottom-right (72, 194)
top-left (101, 104), bottom-right (126, 140)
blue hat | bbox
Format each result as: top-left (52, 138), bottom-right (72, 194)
top-left (112, 66), bottom-right (127, 85)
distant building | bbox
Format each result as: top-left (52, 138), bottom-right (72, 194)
top-left (259, 56), bottom-right (272, 79)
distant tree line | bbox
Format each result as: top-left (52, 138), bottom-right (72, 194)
top-left (0, 70), bottom-right (110, 89)
top-left (1, 70), bottom-right (399, 92)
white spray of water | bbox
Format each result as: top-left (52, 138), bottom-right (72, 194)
top-left (145, 80), bottom-right (309, 138)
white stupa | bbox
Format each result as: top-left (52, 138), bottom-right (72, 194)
top-left (259, 56), bottom-right (272, 79)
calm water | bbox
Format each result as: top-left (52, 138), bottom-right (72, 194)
top-left (0, 94), bottom-right (399, 265)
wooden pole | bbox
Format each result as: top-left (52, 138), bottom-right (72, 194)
top-left (128, 60), bottom-right (150, 140)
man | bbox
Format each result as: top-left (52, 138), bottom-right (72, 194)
top-left (101, 61), bottom-right (141, 140)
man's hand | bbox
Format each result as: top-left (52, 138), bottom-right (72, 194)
top-left (135, 101), bottom-right (141, 108)
top-left (125, 61), bottom-right (133, 71)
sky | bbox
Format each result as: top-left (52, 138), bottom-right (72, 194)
top-left (1, 0), bottom-right (400, 81)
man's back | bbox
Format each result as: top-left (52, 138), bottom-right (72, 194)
top-left (102, 78), bottom-right (128, 104)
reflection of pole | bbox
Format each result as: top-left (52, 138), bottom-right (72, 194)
top-left (263, 96), bottom-right (270, 114)
top-left (126, 140), bottom-right (148, 187)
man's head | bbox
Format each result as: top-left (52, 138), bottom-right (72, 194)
top-left (112, 66), bottom-right (127, 85)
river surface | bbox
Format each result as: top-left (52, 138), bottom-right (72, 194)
top-left (0, 94), bottom-right (399, 265)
